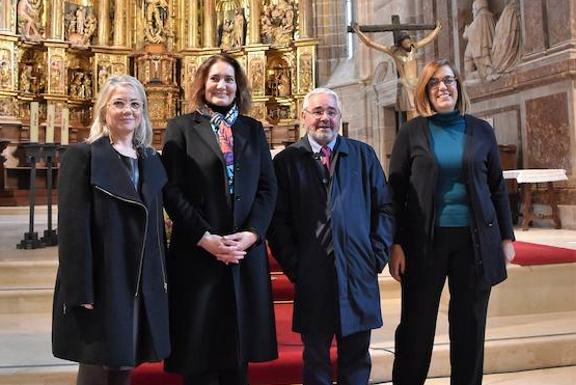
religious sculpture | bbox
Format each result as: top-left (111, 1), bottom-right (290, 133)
top-left (233, 9), bottom-right (245, 48)
top-left (19, 65), bottom-right (32, 93)
top-left (261, 0), bottom-right (297, 48)
top-left (17, 0), bottom-right (43, 41)
top-left (463, 0), bottom-right (496, 81)
top-left (353, 21), bottom-right (442, 120)
top-left (218, 19), bottom-right (234, 51)
top-left (66, 6), bottom-right (97, 47)
top-left (491, 0), bottom-right (521, 76)
top-left (0, 50), bottom-right (11, 88)
top-left (144, 0), bottom-right (170, 44)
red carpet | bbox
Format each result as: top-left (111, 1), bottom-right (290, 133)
top-left (512, 241), bottom-right (576, 266)
top-left (132, 249), bottom-right (336, 385)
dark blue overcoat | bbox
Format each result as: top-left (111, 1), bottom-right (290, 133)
top-left (268, 135), bottom-right (395, 337)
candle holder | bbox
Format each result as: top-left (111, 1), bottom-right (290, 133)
top-left (40, 143), bottom-right (58, 246)
top-left (17, 142), bottom-right (45, 249)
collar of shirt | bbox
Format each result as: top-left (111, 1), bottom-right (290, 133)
top-left (307, 135), bottom-right (337, 154)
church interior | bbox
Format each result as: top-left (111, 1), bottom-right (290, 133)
top-left (0, 0), bottom-right (575, 384)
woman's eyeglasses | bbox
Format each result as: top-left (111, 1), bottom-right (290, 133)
top-left (427, 76), bottom-right (457, 89)
top-left (109, 100), bottom-right (143, 112)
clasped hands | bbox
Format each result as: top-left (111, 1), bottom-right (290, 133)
top-left (198, 230), bottom-right (258, 265)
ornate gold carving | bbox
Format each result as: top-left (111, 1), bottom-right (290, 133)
top-left (298, 52), bottom-right (312, 94)
top-left (17, 0), bottom-right (44, 41)
top-left (65, 5), bottom-right (97, 47)
top-left (249, 57), bottom-right (264, 96)
top-left (145, 0), bottom-right (171, 44)
top-left (261, 0), bottom-right (296, 48)
top-left (0, 98), bottom-right (19, 117)
top-left (0, 48), bottom-right (12, 90)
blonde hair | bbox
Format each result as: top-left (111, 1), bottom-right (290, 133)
top-left (188, 53), bottom-right (252, 114)
top-left (414, 58), bottom-right (470, 117)
top-left (87, 75), bottom-right (154, 150)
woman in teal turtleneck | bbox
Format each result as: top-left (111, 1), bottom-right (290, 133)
top-left (388, 58), bottom-right (516, 385)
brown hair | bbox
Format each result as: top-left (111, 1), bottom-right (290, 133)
top-left (188, 53), bottom-right (252, 114)
top-left (414, 58), bottom-right (470, 117)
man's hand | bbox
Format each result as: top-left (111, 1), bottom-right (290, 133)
top-left (503, 239), bottom-right (515, 264)
top-left (388, 244), bottom-right (406, 282)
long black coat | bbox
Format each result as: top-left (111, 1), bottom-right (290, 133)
top-left (388, 115), bottom-right (515, 285)
top-left (52, 137), bottom-right (170, 367)
top-left (268, 136), bottom-right (395, 337)
top-left (162, 112), bottom-right (278, 374)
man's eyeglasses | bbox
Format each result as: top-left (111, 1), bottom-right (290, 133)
top-left (109, 100), bottom-right (143, 112)
top-left (427, 76), bottom-right (457, 89)
top-left (304, 109), bottom-right (340, 119)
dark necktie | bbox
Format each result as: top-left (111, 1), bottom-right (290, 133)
top-left (321, 145), bottom-right (331, 172)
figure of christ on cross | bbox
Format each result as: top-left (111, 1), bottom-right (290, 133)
top-left (350, 16), bottom-right (441, 121)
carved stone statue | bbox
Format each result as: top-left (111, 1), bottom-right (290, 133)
top-left (353, 22), bottom-right (442, 120)
top-left (491, 0), bottom-right (521, 76)
top-left (0, 51), bottom-right (11, 88)
top-left (261, 0), bottom-right (296, 47)
top-left (17, 0), bottom-right (43, 41)
top-left (218, 19), bottom-right (234, 51)
top-left (145, 0), bottom-right (169, 44)
top-left (463, 0), bottom-right (496, 81)
top-left (20, 65), bottom-right (32, 93)
top-left (233, 9), bottom-right (245, 48)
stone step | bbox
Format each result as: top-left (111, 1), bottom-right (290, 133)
top-left (370, 308), bottom-right (576, 383)
top-left (0, 310), bottom-right (574, 385)
top-left (0, 289), bottom-right (53, 314)
top-left (0, 260), bottom-right (57, 289)
top-left (441, 262), bottom-right (576, 316)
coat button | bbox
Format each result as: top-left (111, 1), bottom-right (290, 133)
top-left (488, 223), bottom-right (493, 227)
top-left (235, 166), bottom-right (240, 171)
top-left (236, 196), bottom-right (240, 201)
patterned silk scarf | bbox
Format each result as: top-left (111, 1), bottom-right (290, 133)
top-left (198, 104), bottom-right (239, 195)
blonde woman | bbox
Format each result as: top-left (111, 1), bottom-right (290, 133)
top-left (52, 75), bottom-right (170, 385)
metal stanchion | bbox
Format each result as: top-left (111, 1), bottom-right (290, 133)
top-left (17, 142), bottom-right (44, 249)
top-left (40, 143), bottom-right (58, 246)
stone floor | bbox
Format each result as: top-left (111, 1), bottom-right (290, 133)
top-left (0, 206), bottom-right (575, 384)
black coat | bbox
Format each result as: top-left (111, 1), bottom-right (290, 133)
top-left (268, 136), bottom-right (395, 337)
top-left (388, 115), bottom-right (515, 285)
top-left (52, 137), bottom-right (170, 367)
top-left (162, 112), bottom-right (278, 374)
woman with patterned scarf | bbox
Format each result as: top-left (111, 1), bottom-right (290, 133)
top-left (162, 53), bottom-right (278, 385)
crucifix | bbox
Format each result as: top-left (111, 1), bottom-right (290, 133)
top-left (348, 15), bottom-right (442, 122)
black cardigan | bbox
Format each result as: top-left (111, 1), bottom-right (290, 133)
top-left (389, 114), bottom-right (515, 285)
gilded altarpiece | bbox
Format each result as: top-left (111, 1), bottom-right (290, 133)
top-left (0, 0), bottom-right (316, 147)
top-left (0, 0), bottom-right (316, 203)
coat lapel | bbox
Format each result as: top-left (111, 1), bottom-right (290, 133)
top-left (192, 113), bottom-right (225, 167)
top-left (139, 149), bottom-right (167, 207)
top-left (90, 136), bottom-right (142, 203)
top-left (232, 117), bottom-right (249, 162)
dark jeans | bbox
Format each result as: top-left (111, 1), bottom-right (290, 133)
top-left (301, 329), bottom-right (372, 385)
top-left (393, 227), bottom-right (492, 385)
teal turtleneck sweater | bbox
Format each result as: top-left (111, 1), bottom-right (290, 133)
top-left (429, 110), bottom-right (470, 227)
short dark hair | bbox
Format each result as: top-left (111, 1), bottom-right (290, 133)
top-left (188, 53), bottom-right (252, 114)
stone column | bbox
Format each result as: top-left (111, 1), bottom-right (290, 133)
top-left (298, 0), bottom-right (312, 38)
top-left (248, 0), bottom-right (261, 44)
top-left (49, 0), bottom-right (64, 40)
top-left (0, 0), bottom-right (15, 32)
top-left (97, 0), bottom-right (110, 46)
top-left (203, 0), bottom-right (216, 48)
top-left (113, 0), bottom-right (126, 46)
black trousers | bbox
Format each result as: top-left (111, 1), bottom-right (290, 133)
top-left (301, 329), bottom-right (372, 385)
top-left (183, 364), bottom-right (248, 385)
top-left (392, 227), bottom-right (492, 385)
top-left (76, 364), bottom-right (131, 385)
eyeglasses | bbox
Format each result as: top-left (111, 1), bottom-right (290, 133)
top-left (304, 108), bottom-right (340, 119)
top-left (427, 76), bottom-right (457, 89)
top-left (109, 100), bottom-right (143, 112)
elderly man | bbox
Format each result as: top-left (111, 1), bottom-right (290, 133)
top-left (268, 87), bottom-right (395, 385)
